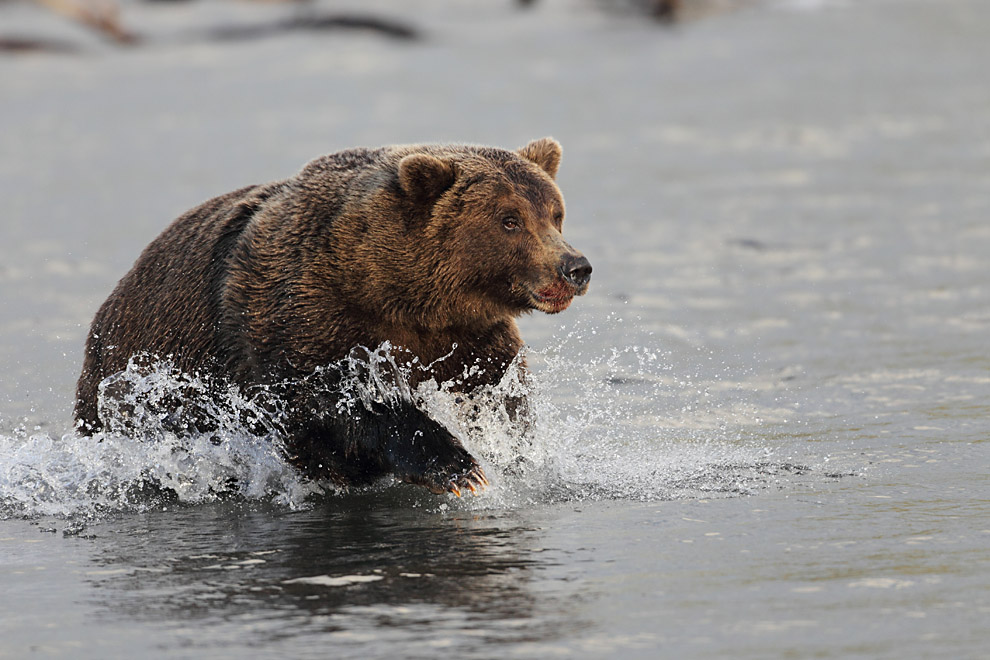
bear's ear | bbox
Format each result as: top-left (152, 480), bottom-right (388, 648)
top-left (398, 153), bottom-right (457, 203)
top-left (517, 137), bottom-right (562, 179)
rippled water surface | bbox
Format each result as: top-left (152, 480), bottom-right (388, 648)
top-left (2, 0), bottom-right (988, 657)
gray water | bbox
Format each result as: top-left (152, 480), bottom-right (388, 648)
top-left (1, 0), bottom-right (988, 657)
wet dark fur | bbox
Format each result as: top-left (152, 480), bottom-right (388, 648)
top-left (75, 138), bottom-right (590, 495)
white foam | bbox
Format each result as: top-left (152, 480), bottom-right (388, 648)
top-left (283, 575), bottom-right (384, 587)
top-left (1, 324), bottom-right (780, 520)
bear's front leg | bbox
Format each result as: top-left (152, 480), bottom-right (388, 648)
top-left (380, 402), bottom-right (489, 497)
top-left (284, 399), bottom-right (487, 496)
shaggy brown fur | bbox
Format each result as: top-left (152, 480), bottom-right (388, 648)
top-left (75, 138), bottom-right (591, 496)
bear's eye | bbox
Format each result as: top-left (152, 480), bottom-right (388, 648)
top-left (502, 217), bottom-right (521, 231)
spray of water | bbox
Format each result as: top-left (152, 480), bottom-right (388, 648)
top-left (0, 322), bottom-right (782, 521)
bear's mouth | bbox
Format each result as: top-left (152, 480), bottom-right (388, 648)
top-left (528, 279), bottom-right (581, 314)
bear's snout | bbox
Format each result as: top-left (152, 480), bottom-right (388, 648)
top-left (559, 254), bottom-right (592, 289)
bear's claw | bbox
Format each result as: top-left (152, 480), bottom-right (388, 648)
top-left (402, 460), bottom-right (489, 496)
top-left (447, 465), bottom-right (488, 497)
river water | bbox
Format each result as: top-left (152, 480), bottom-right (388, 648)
top-left (1, 0), bottom-right (988, 657)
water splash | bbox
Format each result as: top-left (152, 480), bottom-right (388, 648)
top-left (446, 327), bottom-right (780, 509)
top-left (0, 324), bottom-right (786, 520)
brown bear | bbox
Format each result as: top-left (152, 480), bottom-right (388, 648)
top-left (74, 138), bottom-right (591, 496)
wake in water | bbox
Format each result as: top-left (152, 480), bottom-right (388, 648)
top-left (0, 320), bottom-right (786, 520)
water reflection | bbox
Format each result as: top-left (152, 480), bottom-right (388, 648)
top-left (82, 491), bottom-right (581, 653)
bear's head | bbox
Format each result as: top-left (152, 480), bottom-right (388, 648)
top-left (398, 137), bottom-right (592, 324)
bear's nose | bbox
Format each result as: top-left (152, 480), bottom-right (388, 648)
top-left (560, 254), bottom-right (592, 288)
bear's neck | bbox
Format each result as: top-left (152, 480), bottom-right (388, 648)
top-left (380, 318), bottom-right (523, 391)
